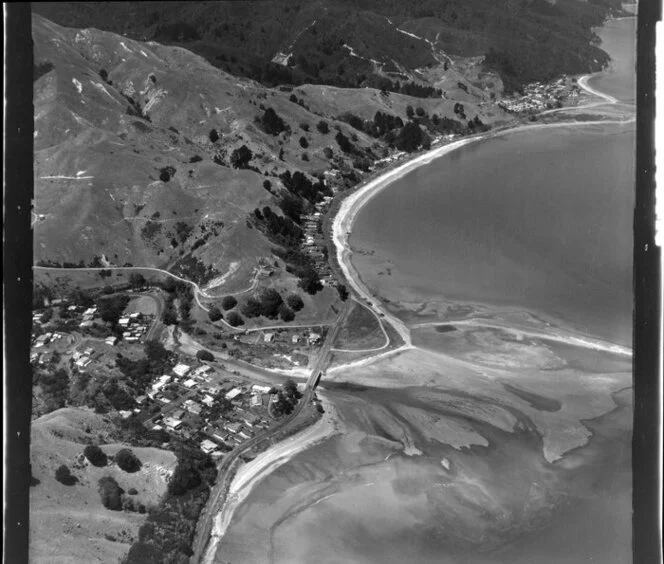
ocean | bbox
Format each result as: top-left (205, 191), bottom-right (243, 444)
top-left (211, 15), bottom-right (636, 564)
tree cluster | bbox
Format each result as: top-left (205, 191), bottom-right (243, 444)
top-left (256, 107), bottom-right (289, 136)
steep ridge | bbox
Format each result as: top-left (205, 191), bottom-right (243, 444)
top-left (33, 13), bottom-right (503, 290)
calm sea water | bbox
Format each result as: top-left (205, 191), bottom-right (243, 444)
top-left (213, 17), bottom-right (635, 564)
top-left (349, 17), bottom-right (635, 346)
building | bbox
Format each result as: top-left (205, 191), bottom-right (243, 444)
top-left (164, 417), bottom-right (183, 430)
top-left (225, 422), bottom-right (242, 434)
top-left (225, 388), bottom-right (243, 401)
top-left (264, 332), bottom-right (275, 343)
top-left (200, 439), bottom-right (218, 454)
top-left (173, 363), bottom-right (191, 377)
top-left (308, 332), bottom-right (322, 345)
top-left (292, 335), bottom-right (300, 344)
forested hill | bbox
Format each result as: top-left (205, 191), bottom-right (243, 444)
top-left (34, 0), bottom-right (626, 94)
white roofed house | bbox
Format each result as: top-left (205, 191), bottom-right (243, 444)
top-left (173, 363), bottom-right (191, 378)
top-left (200, 439), bottom-right (218, 454)
top-left (225, 388), bottom-right (243, 401)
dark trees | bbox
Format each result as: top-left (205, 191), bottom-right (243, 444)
top-left (209, 129), bottom-right (219, 143)
top-left (221, 296), bottom-right (237, 310)
top-left (336, 284), bottom-right (349, 301)
top-left (129, 273), bottom-right (146, 288)
top-left (196, 349), bottom-right (214, 362)
top-left (286, 294), bottom-right (304, 311)
top-left (316, 120), bottom-right (329, 134)
top-left (258, 107), bottom-right (289, 135)
top-left (84, 445), bottom-right (108, 467)
top-left (226, 311), bottom-right (244, 327)
top-left (98, 476), bottom-right (124, 510)
top-left (115, 448), bottom-right (142, 473)
top-left (208, 306), bottom-right (223, 322)
top-left (297, 267), bottom-right (323, 294)
top-left (55, 464), bottom-right (78, 486)
top-left (335, 131), bottom-right (353, 153)
top-left (230, 145), bottom-right (253, 169)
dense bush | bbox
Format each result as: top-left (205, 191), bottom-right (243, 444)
top-left (316, 120), bottom-right (329, 134)
top-left (299, 136), bottom-right (309, 148)
top-left (221, 296), bottom-right (237, 311)
top-left (286, 294), bottom-right (304, 311)
top-left (226, 311), bottom-right (244, 327)
top-left (196, 349), bottom-right (214, 362)
top-left (159, 166), bottom-right (176, 182)
top-left (230, 145), bottom-right (253, 169)
top-left (208, 306), bottom-right (223, 322)
top-left (55, 464), bottom-right (78, 486)
top-left (115, 448), bottom-right (142, 473)
top-left (84, 445), bottom-right (108, 467)
top-left (257, 107), bottom-right (289, 136)
top-left (335, 130), bottom-right (353, 153)
top-left (279, 305), bottom-right (295, 322)
top-left (98, 476), bottom-right (124, 510)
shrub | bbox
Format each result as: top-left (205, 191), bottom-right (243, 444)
top-left (301, 152), bottom-right (309, 161)
top-left (209, 129), bottom-right (219, 143)
top-left (316, 120), bottom-right (329, 134)
top-left (115, 448), bottom-right (142, 473)
top-left (286, 294), bottom-right (304, 311)
top-left (221, 296), bottom-right (237, 310)
top-left (335, 131), bottom-right (353, 153)
top-left (263, 180), bottom-right (272, 192)
top-left (299, 136), bottom-right (308, 148)
top-left (196, 349), bottom-right (214, 362)
top-left (159, 166), bottom-right (176, 182)
top-left (300, 122), bottom-right (310, 131)
top-left (208, 306), bottom-right (223, 322)
top-left (323, 147), bottom-right (333, 159)
top-left (230, 145), bottom-right (253, 169)
top-left (128, 487), bottom-right (138, 495)
top-left (279, 305), bottom-right (295, 322)
top-left (84, 445), bottom-right (108, 467)
top-left (55, 464), bottom-right (78, 486)
top-left (98, 476), bottom-right (124, 510)
top-left (226, 311), bottom-right (244, 327)
top-left (415, 106), bottom-right (426, 117)
top-left (189, 155), bottom-right (203, 163)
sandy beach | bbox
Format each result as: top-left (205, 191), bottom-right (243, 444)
top-left (202, 395), bottom-right (340, 564)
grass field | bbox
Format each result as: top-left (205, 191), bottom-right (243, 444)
top-left (334, 300), bottom-right (386, 351)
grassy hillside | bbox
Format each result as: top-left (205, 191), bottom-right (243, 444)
top-left (29, 408), bottom-right (177, 564)
top-left (33, 13), bottom-right (505, 293)
top-left (33, 0), bottom-right (625, 93)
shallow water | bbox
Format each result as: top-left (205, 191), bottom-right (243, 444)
top-left (211, 15), bottom-right (635, 564)
top-left (350, 123), bottom-right (635, 345)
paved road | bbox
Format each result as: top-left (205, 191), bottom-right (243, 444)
top-left (190, 297), bottom-right (353, 563)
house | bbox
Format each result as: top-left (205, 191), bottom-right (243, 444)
top-left (202, 395), bottom-right (215, 407)
top-left (308, 332), bottom-right (322, 345)
top-left (135, 395), bottom-right (147, 405)
top-left (33, 334), bottom-right (51, 347)
top-left (225, 388), bottom-right (243, 401)
top-left (164, 417), bottom-right (183, 430)
top-left (200, 439), bottom-right (218, 454)
top-left (173, 363), bottom-right (191, 377)
top-left (118, 317), bottom-right (130, 327)
top-left (172, 409), bottom-right (186, 420)
top-left (250, 394), bottom-right (262, 407)
top-left (292, 335), bottom-right (300, 344)
top-left (119, 410), bottom-right (133, 419)
top-left (252, 384), bottom-right (272, 394)
top-left (79, 320), bottom-right (93, 328)
top-left (105, 336), bottom-right (118, 346)
top-left (183, 378), bottom-right (197, 389)
top-left (187, 403), bottom-right (203, 415)
top-left (242, 412), bottom-right (259, 427)
top-left (225, 422), bottom-right (242, 434)
top-left (83, 307), bottom-right (97, 316)
top-left (75, 355), bottom-right (92, 368)
top-left (193, 365), bottom-right (212, 377)
top-left (264, 332), bottom-right (275, 343)
top-left (238, 429), bottom-right (251, 440)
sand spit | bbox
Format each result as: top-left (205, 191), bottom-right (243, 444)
top-left (203, 396), bottom-right (340, 564)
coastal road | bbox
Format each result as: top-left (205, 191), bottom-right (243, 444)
top-left (190, 297), bottom-right (353, 563)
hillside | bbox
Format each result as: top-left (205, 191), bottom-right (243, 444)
top-left (33, 0), bottom-right (626, 93)
top-left (29, 408), bottom-right (177, 564)
top-left (33, 13), bottom-right (505, 292)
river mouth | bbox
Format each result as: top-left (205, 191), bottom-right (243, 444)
top-left (210, 15), bottom-right (635, 564)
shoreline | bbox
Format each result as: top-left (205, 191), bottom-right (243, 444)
top-left (331, 116), bottom-right (633, 353)
top-left (201, 395), bottom-right (339, 564)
